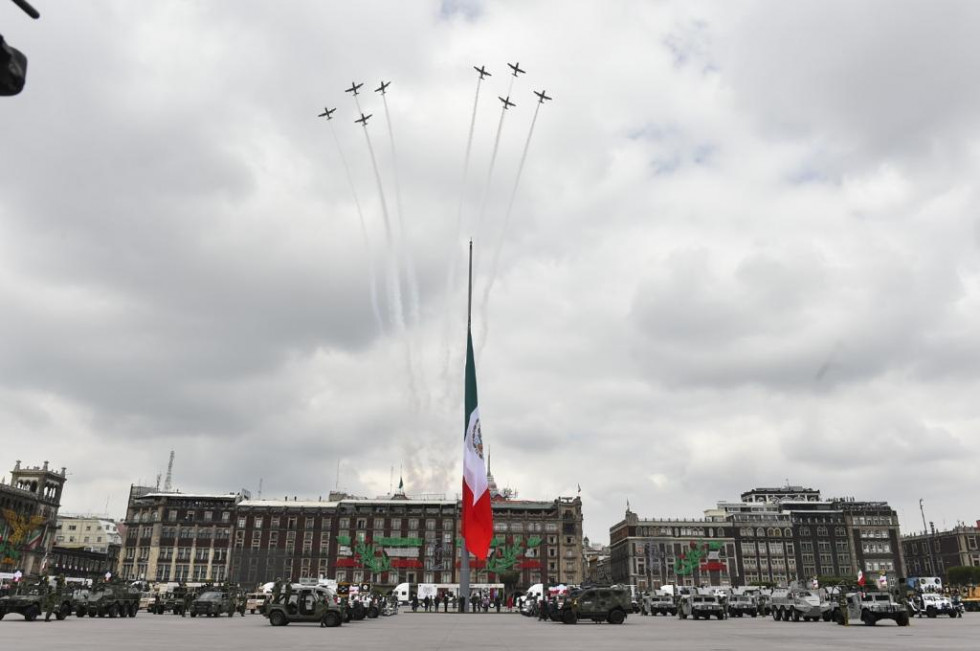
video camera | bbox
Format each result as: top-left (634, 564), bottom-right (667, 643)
top-left (1, 0), bottom-right (40, 96)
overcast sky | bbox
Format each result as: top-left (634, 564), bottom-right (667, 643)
top-left (2, 0), bottom-right (979, 544)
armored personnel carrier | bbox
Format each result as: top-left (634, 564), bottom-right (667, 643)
top-left (558, 585), bottom-right (630, 624)
top-left (833, 591), bottom-right (910, 626)
top-left (770, 588), bottom-right (832, 622)
top-left (74, 581), bottom-right (140, 618)
top-left (678, 594), bottom-right (726, 620)
top-left (0, 581), bottom-right (73, 621)
top-left (265, 585), bottom-right (342, 627)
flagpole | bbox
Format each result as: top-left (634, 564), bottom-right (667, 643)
top-left (460, 239), bottom-right (472, 613)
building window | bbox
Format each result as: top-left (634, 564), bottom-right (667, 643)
top-left (339, 518), bottom-right (349, 530)
top-left (237, 517), bottom-right (246, 529)
top-left (391, 518), bottom-right (401, 530)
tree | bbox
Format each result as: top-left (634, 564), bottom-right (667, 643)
top-left (946, 566), bottom-right (980, 587)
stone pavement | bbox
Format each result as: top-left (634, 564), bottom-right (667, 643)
top-left (0, 609), bottom-right (976, 650)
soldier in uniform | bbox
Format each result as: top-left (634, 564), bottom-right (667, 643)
top-left (41, 574), bottom-right (57, 622)
top-left (182, 587), bottom-right (193, 617)
top-left (272, 578), bottom-right (283, 604)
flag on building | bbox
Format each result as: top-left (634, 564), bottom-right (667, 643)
top-left (857, 570), bottom-right (865, 587)
top-left (462, 327), bottom-right (492, 560)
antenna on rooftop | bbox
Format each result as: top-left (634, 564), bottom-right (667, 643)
top-left (258, 477), bottom-right (263, 499)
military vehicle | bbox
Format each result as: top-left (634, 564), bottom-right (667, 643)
top-left (727, 594), bottom-right (760, 618)
top-left (246, 591), bottom-right (267, 614)
top-left (641, 593), bottom-right (676, 616)
top-left (832, 591), bottom-right (910, 626)
top-left (770, 588), bottom-right (832, 622)
top-left (916, 592), bottom-right (960, 618)
top-left (678, 594), bottom-right (727, 620)
top-left (190, 588), bottom-right (244, 617)
top-left (558, 585), bottom-right (630, 624)
top-left (74, 581), bottom-right (140, 618)
top-left (264, 584), bottom-right (342, 627)
top-left (0, 581), bottom-right (73, 621)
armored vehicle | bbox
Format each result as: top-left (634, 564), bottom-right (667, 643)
top-left (190, 589), bottom-right (244, 617)
top-left (833, 592), bottom-right (910, 626)
top-left (641, 593), bottom-right (676, 616)
top-left (770, 588), bottom-right (832, 622)
top-left (74, 581), bottom-right (140, 618)
top-left (559, 585), bottom-right (630, 624)
top-left (0, 581), bottom-right (72, 621)
top-left (678, 594), bottom-right (726, 620)
top-left (265, 585), bottom-right (342, 627)
top-left (917, 592), bottom-right (960, 618)
top-left (727, 594), bottom-right (760, 618)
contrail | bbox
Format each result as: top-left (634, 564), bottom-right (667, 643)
top-left (360, 114), bottom-right (421, 409)
top-left (324, 115), bottom-right (384, 336)
top-left (379, 83), bottom-right (421, 332)
top-left (478, 91), bottom-right (550, 354)
top-left (442, 67), bottom-right (489, 390)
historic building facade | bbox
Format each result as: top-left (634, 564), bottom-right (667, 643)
top-left (902, 522), bottom-right (980, 580)
top-left (0, 460), bottom-right (67, 575)
top-left (119, 483), bottom-right (584, 590)
top-left (610, 486), bottom-right (904, 589)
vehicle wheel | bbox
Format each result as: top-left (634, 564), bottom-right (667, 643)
top-left (751, 612), bottom-right (757, 618)
top-left (108, 603), bottom-right (119, 618)
top-left (717, 612), bottom-right (725, 620)
top-left (562, 609), bottom-right (577, 625)
top-left (269, 610), bottom-right (286, 627)
top-left (927, 607), bottom-right (937, 619)
top-left (608, 608), bottom-right (626, 625)
top-left (342, 610), bottom-right (351, 623)
top-left (792, 609), bottom-right (801, 622)
top-left (190, 611), bottom-right (197, 618)
top-left (57, 604), bottom-right (71, 620)
top-left (0, 611), bottom-right (5, 621)
top-left (90, 609), bottom-right (97, 617)
top-left (862, 610), bottom-right (875, 626)
top-left (25, 605), bottom-right (40, 622)
top-left (76, 607), bottom-right (86, 618)
top-left (322, 610), bottom-right (342, 628)
top-left (772, 609), bottom-right (780, 621)
top-left (367, 606), bottom-right (379, 618)
top-left (897, 612), bottom-right (910, 627)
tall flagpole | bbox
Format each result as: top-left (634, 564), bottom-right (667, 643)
top-left (460, 240), bottom-right (473, 613)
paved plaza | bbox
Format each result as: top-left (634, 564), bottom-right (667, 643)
top-left (1, 610), bottom-right (976, 651)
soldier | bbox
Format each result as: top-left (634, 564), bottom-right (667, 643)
top-left (272, 577), bottom-right (283, 604)
top-left (42, 574), bottom-right (56, 622)
top-left (283, 580), bottom-right (294, 611)
top-left (182, 588), bottom-right (193, 617)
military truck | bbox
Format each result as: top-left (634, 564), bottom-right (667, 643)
top-left (641, 593), bottom-right (676, 616)
top-left (727, 594), bottom-right (760, 618)
top-left (832, 591), bottom-right (910, 626)
top-left (0, 581), bottom-right (73, 621)
top-left (74, 581), bottom-right (140, 618)
top-left (190, 588), bottom-right (244, 617)
top-left (265, 585), bottom-right (342, 627)
top-left (916, 592), bottom-right (960, 618)
top-left (770, 588), bottom-right (832, 622)
top-left (678, 594), bottom-right (727, 620)
top-left (558, 585), bottom-right (630, 624)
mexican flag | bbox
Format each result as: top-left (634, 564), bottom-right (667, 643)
top-left (462, 327), bottom-right (492, 560)
top-left (857, 570), bottom-right (866, 587)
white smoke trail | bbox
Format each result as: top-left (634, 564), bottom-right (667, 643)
top-left (327, 120), bottom-right (384, 336)
top-left (361, 120), bottom-right (421, 409)
top-left (474, 73), bottom-right (517, 240)
top-left (477, 98), bottom-right (544, 354)
top-left (441, 72), bottom-right (487, 392)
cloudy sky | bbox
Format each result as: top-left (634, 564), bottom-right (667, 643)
top-left (2, 0), bottom-right (979, 543)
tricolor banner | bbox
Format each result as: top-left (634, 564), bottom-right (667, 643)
top-left (462, 327), bottom-right (492, 560)
top-left (857, 570), bottom-right (865, 587)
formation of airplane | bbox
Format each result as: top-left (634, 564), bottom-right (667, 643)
top-left (375, 80), bottom-right (390, 95)
top-left (499, 96), bottom-right (516, 110)
top-left (507, 62), bottom-right (526, 77)
top-left (534, 90), bottom-right (552, 104)
top-left (345, 81), bottom-right (363, 96)
top-left (317, 107), bottom-right (337, 120)
top-left (355, 113), bottom-right (372, 125)
top-left (473, 65), bottom-right (491, 80)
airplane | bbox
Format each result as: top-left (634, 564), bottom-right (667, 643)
top-left (355, 113), bottom-right (372, 125)
top-left (498, 96), bottom-right (516, 110)
top-left (345, 81), bottom-right (363, 96)
top-left (507, 62), bottom-right (526, 77)
top-left (375, 80), bottom-right (391, 95)
top-left (473, 65), bottom-right (491, 80)
top-left (317, 107), bottom-right (337, 120)
top-left (533, 90), bottom-right (552, 104)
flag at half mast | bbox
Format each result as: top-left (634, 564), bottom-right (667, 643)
top-left (462, 326), bottom-right (493, 560)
